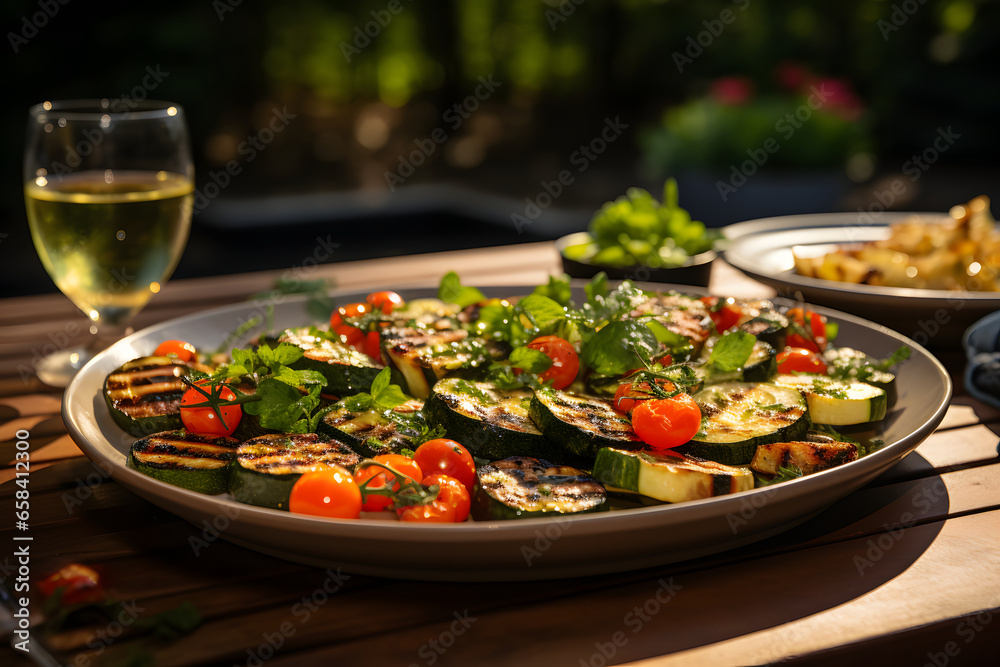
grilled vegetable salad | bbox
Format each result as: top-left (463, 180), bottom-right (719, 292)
top-left (109, 272), bottom-right (909, 522)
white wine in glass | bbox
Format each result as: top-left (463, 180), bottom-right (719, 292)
top-left (24, 100), bottom-right (194, 386)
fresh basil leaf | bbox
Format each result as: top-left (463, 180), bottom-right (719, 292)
top-left (532, 274), bottom-right (573, 307)
top-left (709, 331), bottom-right (756, 372)
top-left (582, 320), bottom-right (659, 376)
top-left (271, 342), bottom-right (304, 366)
top-left (438, 271), bottom-right (486, 308)
top-left (645, 321), bottom-right (692, 352)
top-left (516, 294), bottom-right (566, 330)
top-left (271, 365), bottom-right (305, 387)
top-left (339, 393), bottom-right (374, 412)
top-left (584, 272), bottom-right (609, 305)
top-left (510, 346), bottom-right (554, 374)
top-left (294, 369), bottom-right (328, 386)
top-left (374, 384), bottom-right (409, 411)
top-left (370, 367), bottom-right (391, 398)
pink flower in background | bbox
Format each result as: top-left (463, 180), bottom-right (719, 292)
top-left (815, 77), bottom-right (863, 121)
top-left (710, 76), bottom-right (754, 105)
top-left (776, 62), bottom-right (808, 90)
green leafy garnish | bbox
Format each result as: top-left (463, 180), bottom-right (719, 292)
top-left (532, 274), bottom-right (573, 307)
top-left (708, 331), bottom-right (756, 372)
top-left (581, 320), bottom-right (659, 376)
top-left (509, 346), bottom-right (553, 374)
top-left (755, 465), bottom-right (804, 487)
top-left (439, 271), bottom-right (486, 308)
top-left (338, 368), bottom-right (409, 413)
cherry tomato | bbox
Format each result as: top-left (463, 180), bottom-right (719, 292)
top-left (631, 393), bottom-right (702, 449)
top-left (153, 339), bottom-right (197, 362)
top-left (289, 466), bottom-right (362, 519)
top-left (776, 347), bottom-right (828, 374)
top-left (367, 290), bottom-right (404, 314)
top-left (613, 378), bottom-right (678, 415)
top-left (524, 335), bottom-right (579, 390)
top-left (180, 380), bottom-right (241, 437)
top-left (330, 302), bottom-right (371, 338)
top-left (786, 308), bottom-right (828, 352)
top-left (364, 330), bottom-right (383, 361)
top-left (354, 455), bottom-right (423, 512)
top-left (398, 500), bottom-right (457, 523)
top-left (412, 439), bottom-right (476, 492)
top-left (699, 297), bottom-right (743, 332)
top-left (37, 563), bottom-right (104, 605)
top-left (420, 473), bottom-right (470, 522)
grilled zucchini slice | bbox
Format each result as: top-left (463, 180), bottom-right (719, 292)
top-left (529, 389), bottom-right (643, 460)
top-left (278, 328), bottom-right (382, 397)
top-left (823, 347), bottom-right (899, 408)
top-left (104, 356), bottom-right (208, 437)
top-left (750, 440), bottom-right (858, 476)
top-left (318, 398), bottom-right (429, 457)
top-left (471, 456), bottom-right (607, 520)
top-left (593, 447), bottom-right (754, 503)
top-left (127, 429), bottom-right (239, 495)
top-left (424, 379), bottom-right (558, 460)
top-left (229, 433), bottom-right (361, 510)
top-left (381, 328), bottom-right (494, 399)
top-left (683, 382), bottom-right (809, 465)
top-left (771, 374), bottom-right (887, 425)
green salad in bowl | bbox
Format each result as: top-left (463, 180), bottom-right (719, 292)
top-left (559, 179), bottom-right (720, 285)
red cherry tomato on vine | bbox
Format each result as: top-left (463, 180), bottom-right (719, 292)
top-left (180, 380), bottom-right (241, 437)
top-left (398, 500), bottom-right (457, 523)
top-left (631, 394), bottom-right (702, 449)
top-left (613, 378), bottom-right (678, 415)
top-left (776, 347), bottom-right (829, 374)
top-left (419, 473), bottom-right (470, 522)
top-left (37, 563), bottom-right (104, 605)
top-left (154, 339), bottom-right (197, 362)
top-left (353, 454), bottom-right (423, 512)
top-left (289, 466), bottom-right (362, 519)
top-left (524, 335), bottom-right (579, 389)
top-left (699, 296), bottom-right (744, 332)
top-left (367, 290), bottom-right (404, 314)
top-left (412, 439), bottom-right (476, 492)
top-left (786, 308), bottom-right (828, 352)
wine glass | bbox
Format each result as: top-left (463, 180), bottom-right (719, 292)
top-left (24, 99), bottom-right (194, 386)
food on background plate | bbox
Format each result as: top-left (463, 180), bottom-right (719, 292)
top-left (106, 273), bottom-right (909, 523)
top-left (793, 196), bottom-right (1000, 290)
top-left (561, 178), bottom-right (720, 269)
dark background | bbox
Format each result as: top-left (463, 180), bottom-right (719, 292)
top-left (2, 0), bottom-right (999, 298)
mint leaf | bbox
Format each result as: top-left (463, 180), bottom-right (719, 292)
top-left (532, 274), bottom-right (573, 307)
top-left (581, 320), bottom-right (659, 376)
top-left (645, 320), bottom-right (695, 354)
top-left (510, 346), bottom-right (554, 374)
top-left (271, 342), bottom-right (304, 366)
top-left (439, 271), bottom-right (486, 308)
top-left (370, 367), bottom-right (391, 397)
top-left (374, 384), bottom-right (409, 411)
top-left (709, 331), bottom-right (756, 372)
top-left (245, 378), bottom-right (317, 431)
top-left (516, 294), bottom-right (566, 330)
top-left (584, 272), bottom-right (609, 305)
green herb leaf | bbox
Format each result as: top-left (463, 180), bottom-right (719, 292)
top-left (532, 274), bottom-right (573, 307)
top-left (709, 331), bottom-right (756, 371)
top-left (585, 272), bottom-right (609, 305)
top-left (438, 271), bottom-right (486, 308)
top-left (516, 294), bottom-right (566, 330)
top-left (582, 320), bottom-right (659, 376)
top-left (755, 465), bottom-right (804, 487)
top-left (874, 345), bottom-right (910, 370)
top-left (510, 346), bottom-right (554, 374)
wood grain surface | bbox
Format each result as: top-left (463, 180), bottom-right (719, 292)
top-left (2, 245), bottom-right (998, 667)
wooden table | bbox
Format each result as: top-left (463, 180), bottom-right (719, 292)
top-left (2, 242), bottom-right (999, 666)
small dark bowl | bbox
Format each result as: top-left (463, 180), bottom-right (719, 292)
top-left (555, 232), bottom-right (716, 287)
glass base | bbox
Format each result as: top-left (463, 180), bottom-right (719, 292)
top-left (35, 344), bottom-right (96, 388)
